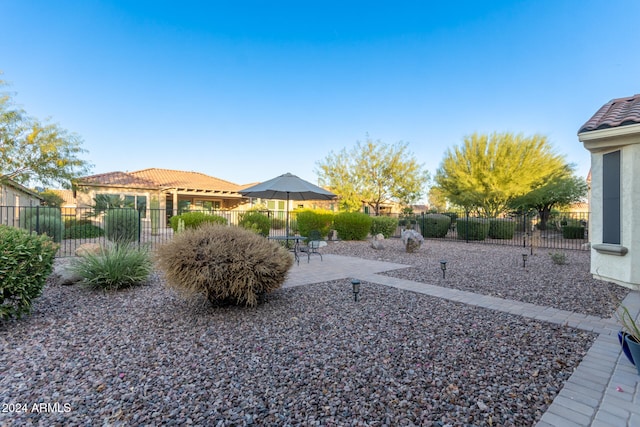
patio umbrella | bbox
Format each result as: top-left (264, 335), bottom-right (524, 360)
top-left (239, 172), bottom-right (336, 237)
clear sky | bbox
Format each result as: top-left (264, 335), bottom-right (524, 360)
top-left (1, 0), bottom-right (639, 193)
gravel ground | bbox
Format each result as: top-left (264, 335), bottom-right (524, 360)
top-left (1, 242), bottom-right (602, 426)
top-left (323, 238), bottom-right (628, 318)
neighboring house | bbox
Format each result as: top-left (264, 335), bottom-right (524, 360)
top-left (0, 177), bottom-right (44, 226)
top-left (578, 93), bottom-right (640, 290)
top-left (48, 189), bottom-right (77, 216)
top-left (73, 168), bottom-right (250, 220)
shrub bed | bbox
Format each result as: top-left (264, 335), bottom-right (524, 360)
top-left (0, 226), bottom-right (58, 320)
top-left (562, 226), bottom-right (585, 239)
top-left (64, 224), bottom-right (105, 239)
top-left (370, 216), bottom-right (398, 238)
top-left (420, 214), bottom-right (451, 238)
top-left (333, 212), bottom-right (373, 240)
top-left (456, 218), bottom-right (490, 241)
top-left (295, 209), bottom-right (334, 238)
top-left (156, 224), bottom-right (293, 307)
top-left (169, 211), bottom-right (227, 232)
top-left (488, 218), bottom-right (516, 239)
top-left (19, 206), bottom-right (64, 243)
top-left (238, 211), bottom-right (271, 237)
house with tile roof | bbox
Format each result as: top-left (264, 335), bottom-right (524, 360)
top-left (0, 177), bottom-right (44, 226)
top-left (578, 93), bottom-right (640, 290)
top-left (72, 168), bottom-right (252, 220)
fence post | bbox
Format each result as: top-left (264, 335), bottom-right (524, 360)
top-left (465, 210), bottom-right (469, 243)
top-left (522, 213), bottom-right (527, 248)
top-left (35, 205), bottom-right (40, 234)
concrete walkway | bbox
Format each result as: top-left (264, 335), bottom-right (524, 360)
top-left (283, 254), bottom-right (640, 427)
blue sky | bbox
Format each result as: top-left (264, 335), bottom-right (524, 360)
top-left (1, 1), bottom-right (639, 194)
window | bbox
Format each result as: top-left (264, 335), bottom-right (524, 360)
top-left (194, 200), bottom-right (221, 211)
top-left (602, 150), bottom-right (621, 244)
top-left (95, 193), bottom-right (147, 218)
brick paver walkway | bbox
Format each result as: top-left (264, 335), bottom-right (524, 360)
top-left (283, 254), bottom-right (640, 427)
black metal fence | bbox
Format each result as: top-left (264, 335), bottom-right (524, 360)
top-left (0, 205), bottom-right (590, 257)
top-left (381, 211), bottom-right (590, 251)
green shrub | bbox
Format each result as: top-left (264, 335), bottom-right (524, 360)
top-left (169, 211), bottom-right (227, 232)
top-left (488, 218), bottom-right (516, 239)
top-left (104, 208), bottom-right (140, 243)
top-left (64, 224), bottom-right (105, 239)
top-left (295, 209), bottom-right (334, 238)
top-left (562, 225), bottom-right (585, 239)
top-left (420, 214), bottom-right (451, 238)
top-left (333, 212), bottom-right (373, 241)
top-left (64, 218), bottom-right (93, 229)
top-left (442, 212), bottom-right (459, 225)
top-left (19, 206), bottom-right (64, 243)
top-left (370, 216), bottom-right (398, 238)
top-left (549, 252), bottom-right (567, 265)
top-left (0, 226), bottom-right (58, 320)
top-left (456, 218), bottom-right (490, 241)
top-left (238, 211), bottom-right (271, 237)
top-left (156, 224), bottom-right (293, 307)
top-left (271, 217), bottom-right (286, 230)
top-left (70, 243), bottom-right (153, 290)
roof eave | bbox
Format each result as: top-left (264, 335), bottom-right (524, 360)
top-left (579, 123), bottom-right (640, 153)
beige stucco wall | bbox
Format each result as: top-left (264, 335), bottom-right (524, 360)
top-left (582, 128), bottom-right (640, 290)
top-left (0, 183), bottom-right (42, 226)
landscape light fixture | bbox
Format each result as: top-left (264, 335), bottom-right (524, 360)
top-left (522, 253), bottom-right (528, 268)
top-left (351, 279), bottom-right (361, 302)
top-left (440, 260), bottom-right (447, 279)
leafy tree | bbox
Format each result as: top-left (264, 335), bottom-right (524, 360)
top-left (509, 174), bottom-right (588, 230)
top-left (38, 189), bottom-right (65, 207)
top-left (434, 132), bottom-right (567, 217)
top-left (427, 186), bottom-right (448, 212)
top-left (0, 79), bottom-right (92, 188)
top-left (316, 137), bottom-right (430, 214)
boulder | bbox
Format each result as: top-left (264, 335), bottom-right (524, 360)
top-left (75, 243), bottom-right (103, 257)
top-left (56, 265), bottom-right (84, 286)
top-left (371, 233), bottom-right (385, 250)
top-left (401, 229), bottom-right (424, 253)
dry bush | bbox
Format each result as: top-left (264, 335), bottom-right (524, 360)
top-left (156, 224), bottom-right (293, 307)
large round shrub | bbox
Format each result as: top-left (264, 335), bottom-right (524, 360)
top-left (333, 212), bottom-right (373, 240)
top-left (64, 224), bottom-right (105, 239)
top-left (19, 206), bottom-right (63, 243)
top-left (370, 216), bottom-right (398, 238)
top-left (238, 211), bottom-right (271, 237)
top-left (156, 224), bottom-right (293, 307)
top-left (488, 218), bottom-right (516, 239)
top-left (456, 218), bottom-right (490, 241)
top-left (420, 214), bottom-right (451, 238)
top-left (169, 211), bottom-right (227, 232)
top-left (0, 226), bottom-right (57, 320)
top-left (295, 209), bottom-right (334, 238)
top-left (104, 208), bottom-right (140, 243)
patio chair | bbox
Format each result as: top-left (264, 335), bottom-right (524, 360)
top-left (299, 230), bottom-right (323, 262)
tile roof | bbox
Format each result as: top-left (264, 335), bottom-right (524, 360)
top-left (75, 169), bottom-right (242, 193)
top-left (76, 171), bottom-right (158, 188)
top-left (579, 94), bottom-right (640, 133)
top-left (131, 168), bottom-right (241, 192)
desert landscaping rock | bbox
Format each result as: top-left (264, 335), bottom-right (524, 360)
top-left (0, 240), bottom-right (608, 425)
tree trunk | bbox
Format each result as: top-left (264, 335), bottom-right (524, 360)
top-left (538, 207), bottom-right (551, 230)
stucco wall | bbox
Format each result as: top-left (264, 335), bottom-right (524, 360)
top-left (589, 143), bottom-right (640, 289)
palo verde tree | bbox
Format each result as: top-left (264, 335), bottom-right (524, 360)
top-left (316, 136), bottom-right (429, 214)
top-left (509, 173), bottom-right (588, 229)
top-left (434, 132), bottom-right (568, 217)
top-left (0, 78), bottom-right (92, 188)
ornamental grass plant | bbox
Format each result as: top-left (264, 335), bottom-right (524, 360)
top-left (155, 223), bottom-right (293, 307)
top-left (70, 243), bottom-right (153, 290)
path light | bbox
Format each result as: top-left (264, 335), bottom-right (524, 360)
top-left (440, 260), bottom-right (447, 279)
top-left (522, 253), bottom-right (528, 268)
top-left (351, 279), bottom-right (361, 302)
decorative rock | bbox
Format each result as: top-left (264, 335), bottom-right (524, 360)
top-left (56, 265), bottom-right (84, 286)
top-left (371, 233), bottom-right (385, 250)
top-left (401, 229), bottom-right (423, 253)
top-left (75, 243), bottom-right (103, 257)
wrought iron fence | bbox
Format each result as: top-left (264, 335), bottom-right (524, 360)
top-left (0, 205), bottom-right (590, 257)
top-left (380, 210), bottom-right (590, 251)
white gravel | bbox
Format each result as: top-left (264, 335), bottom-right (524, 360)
top-left (0, 239), bottom-right (607, 426)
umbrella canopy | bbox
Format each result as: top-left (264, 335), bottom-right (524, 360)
top-left (239, 173), bottom-right (336, 238)
top-left (239, 172), bottom-right (336, 201)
